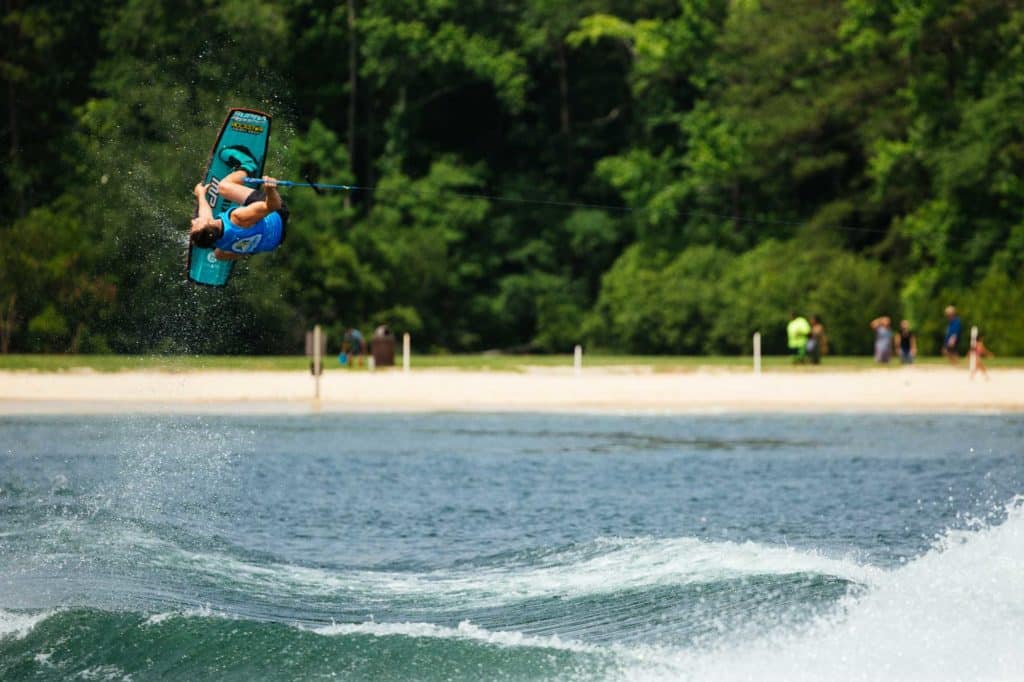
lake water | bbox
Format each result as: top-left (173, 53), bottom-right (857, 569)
top-left (1, 413), bottom-right (1022, 680)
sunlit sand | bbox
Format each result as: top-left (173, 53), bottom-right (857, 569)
top-left (2, 366), bottom-right (1020, 414)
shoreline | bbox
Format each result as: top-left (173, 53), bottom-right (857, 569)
top-left (1, 367), bottom-right (1020, 415)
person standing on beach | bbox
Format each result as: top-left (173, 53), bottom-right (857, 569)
top-left (787, 313), bottom-right (811, 363)
top-left (895, 319), bottom-right (917, 364)
top-left (870, 316), bottom-right (893, 363)
top-left (808, 315), bottom-right (827, 365)
top-left (943, 305), bottom-right (961, 364)
top-left (970, 333), bottom-right (992, 381)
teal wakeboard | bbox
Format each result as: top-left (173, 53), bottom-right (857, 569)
top-left (187, 108), bottom-right (273, 286)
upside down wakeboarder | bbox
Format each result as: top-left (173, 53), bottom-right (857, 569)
top-left (187, 108), bottom-right (284, 286)
top-left (189, 164), bottom-right (289, 261)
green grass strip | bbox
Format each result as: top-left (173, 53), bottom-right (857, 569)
top-left (1, 353), bottom-right (1022, 373)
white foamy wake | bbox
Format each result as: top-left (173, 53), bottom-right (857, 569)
top-left (0, 609), bottom-right (52, 641)
top-left (178, 535), bottom-right (879, 609)
top-left (629, 498), bottom-right (1024, 681)
top-left (142, 604), bottom-right (221, 627)
top-left (309, 619), bottom-right (602, 655)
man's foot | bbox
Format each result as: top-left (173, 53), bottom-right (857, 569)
top-left (219, 146), bottom-right (258, 174)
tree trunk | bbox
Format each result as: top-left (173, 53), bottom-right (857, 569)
top-left (7, 50), bottom-right (23, 217)
top-left (346, 0), bottom-right (357, 211)
top-left (365, 91), bottom-right (374, 203)
top-left (0, 295), bottom-right (16, 354)
top-left (732, 182), bottom-right (742, 234)
top-left (6, 76), bottom-right (15, 162)
top-left (557, 40), bottom-right (572, 189)
top-left (69, 322), bottom-right (85, 354)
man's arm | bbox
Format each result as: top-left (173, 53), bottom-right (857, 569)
top-left (263, 177), bottom-right (282, 212)
top-left (192, 183), bottom-right (214, 229)
top-left (228, 176), bottom-right (281, 227)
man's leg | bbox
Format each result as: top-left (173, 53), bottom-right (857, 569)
top-left (218, 170), bottom-right (253, 204)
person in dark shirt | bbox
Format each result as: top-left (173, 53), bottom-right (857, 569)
top-left (895, 319), bottom-right (917, 364)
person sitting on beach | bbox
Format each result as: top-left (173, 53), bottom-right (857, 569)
top-left (189, 154), bottom-right (289, 261)
top-left (342, 328), bottom-right (366, 368)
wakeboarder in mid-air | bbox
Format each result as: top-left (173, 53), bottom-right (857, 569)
top-left (189, 147), bottom-right (289, 261)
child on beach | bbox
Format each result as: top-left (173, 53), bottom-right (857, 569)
top-left (970, 334), bottom-right (992, 381)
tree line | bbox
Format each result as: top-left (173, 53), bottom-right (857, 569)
top-left (2, 0), bottom-right (1022, 356)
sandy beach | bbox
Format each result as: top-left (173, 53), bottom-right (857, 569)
top-left (1, 366), bottom-right (1020, 414)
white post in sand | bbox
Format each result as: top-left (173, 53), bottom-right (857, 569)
top-left (313, 324), bottom-right (323, 399)
top-left (403, 333), bottom-right (411, 373)
top-left (574, 344), bottom-right (583, 377)
top-left (753, 332), bottom-right (762, 375)
top-left (969, 325), bottom-right (978, 374)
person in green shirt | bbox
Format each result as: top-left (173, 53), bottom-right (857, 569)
top-left (787, 312), bottom-right (811, 363)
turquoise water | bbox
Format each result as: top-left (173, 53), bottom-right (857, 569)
top-left (1, 413), bottom-right (1022, 680)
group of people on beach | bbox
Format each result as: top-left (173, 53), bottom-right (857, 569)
top-left (868, 316), bottom-right (917, 364)
top-left (869, 306), bottom-right (989, 374)
top-left (787, 305), bottom-right (992, 378)
top-left (940, 306), bottom-right (992, 380)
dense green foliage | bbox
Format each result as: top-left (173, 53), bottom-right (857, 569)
top-left (2, 0), bottom-right (1022, 355)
